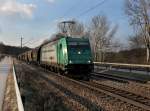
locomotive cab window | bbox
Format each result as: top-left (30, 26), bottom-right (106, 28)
top-left (68, 42), bottom-right (89, 48)
top-left (68, 41), bottom-right (90, 54)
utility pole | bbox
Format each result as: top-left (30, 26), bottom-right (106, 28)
top-left (21, 37), bottom-right (23, 48)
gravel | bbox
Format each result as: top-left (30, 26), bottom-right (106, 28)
top-left (93, 79), bottom-right (150, 99)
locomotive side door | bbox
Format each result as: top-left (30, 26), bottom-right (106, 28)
top-left (57, 38), bottom-right (68, 70)
top-left (57, 43), bottom-right (63, 65)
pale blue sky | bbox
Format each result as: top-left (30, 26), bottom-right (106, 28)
top-left (0, 0), bottom-right (133, 47)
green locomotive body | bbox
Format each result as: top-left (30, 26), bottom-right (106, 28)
top-left (40, 36), bottom-right (93, 76)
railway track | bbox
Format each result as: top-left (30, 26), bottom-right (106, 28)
top-left (91, 72), bottom-right (147, 83)
top-left (16, 62), bottom-right (150, 111)
top-left (82, 81), bottom-right (150, 108)
top-left (74, 81), bottom-right (150, 110)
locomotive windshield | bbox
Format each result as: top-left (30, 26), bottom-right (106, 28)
top-left (68, 42), bottom-right (90, 51)
top-left (67, 40), bottom-right (91, 55)
top-left (68, 42), bottom-right (89, 46)
top-left (68, 42), bottom-right (90, 48)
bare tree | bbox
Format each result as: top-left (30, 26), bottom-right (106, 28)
top-left (89, 15), bottom-right (118, 62)
top-left (125, 0), bottom-right (150, 63)
top-left (128, 32), bottom-right (145, 49)
top-left (58, 20), bottom-right (85, 37)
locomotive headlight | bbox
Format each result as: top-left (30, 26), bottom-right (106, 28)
top-left (88, 60), bottom-right (91, 63)
top-left (69, 60), bottom-right (72, 63)
top-left (78, 51), bottom-right (81, 54)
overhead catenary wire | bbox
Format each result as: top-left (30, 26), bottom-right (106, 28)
top-left (23, 33), bottom-right (50, 48)
top-left (60, 0), bottom-right (97, 20)
top-left (22, 38), bottom-right (35, 46)
top-left (62, 0), bottom-right (81, 17)
top-left (77, 0), bottom-right (108, 18)
top-left (24, 38), bottom-right (44, 48)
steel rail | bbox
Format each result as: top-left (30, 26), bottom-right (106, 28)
top-left (94, 62), bottom-right (150, 68)
top-left (83, 81), bottom-right (150, 107)
top-left (91, 72), bottom-right (147, 83)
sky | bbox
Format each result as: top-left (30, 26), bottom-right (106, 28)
top-left (0, 0), bottom-right (133, 48)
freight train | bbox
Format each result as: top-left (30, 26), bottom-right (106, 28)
top-left (18, 34), bottom-right (93, 79)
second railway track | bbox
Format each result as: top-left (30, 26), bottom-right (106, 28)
top-left (82, 81), bottom-right (150, 109)
top-left (91, 72), bottom-right (148, 83)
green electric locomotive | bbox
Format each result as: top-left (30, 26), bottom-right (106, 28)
top-left (39, 35), bottom-right (93, 79)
